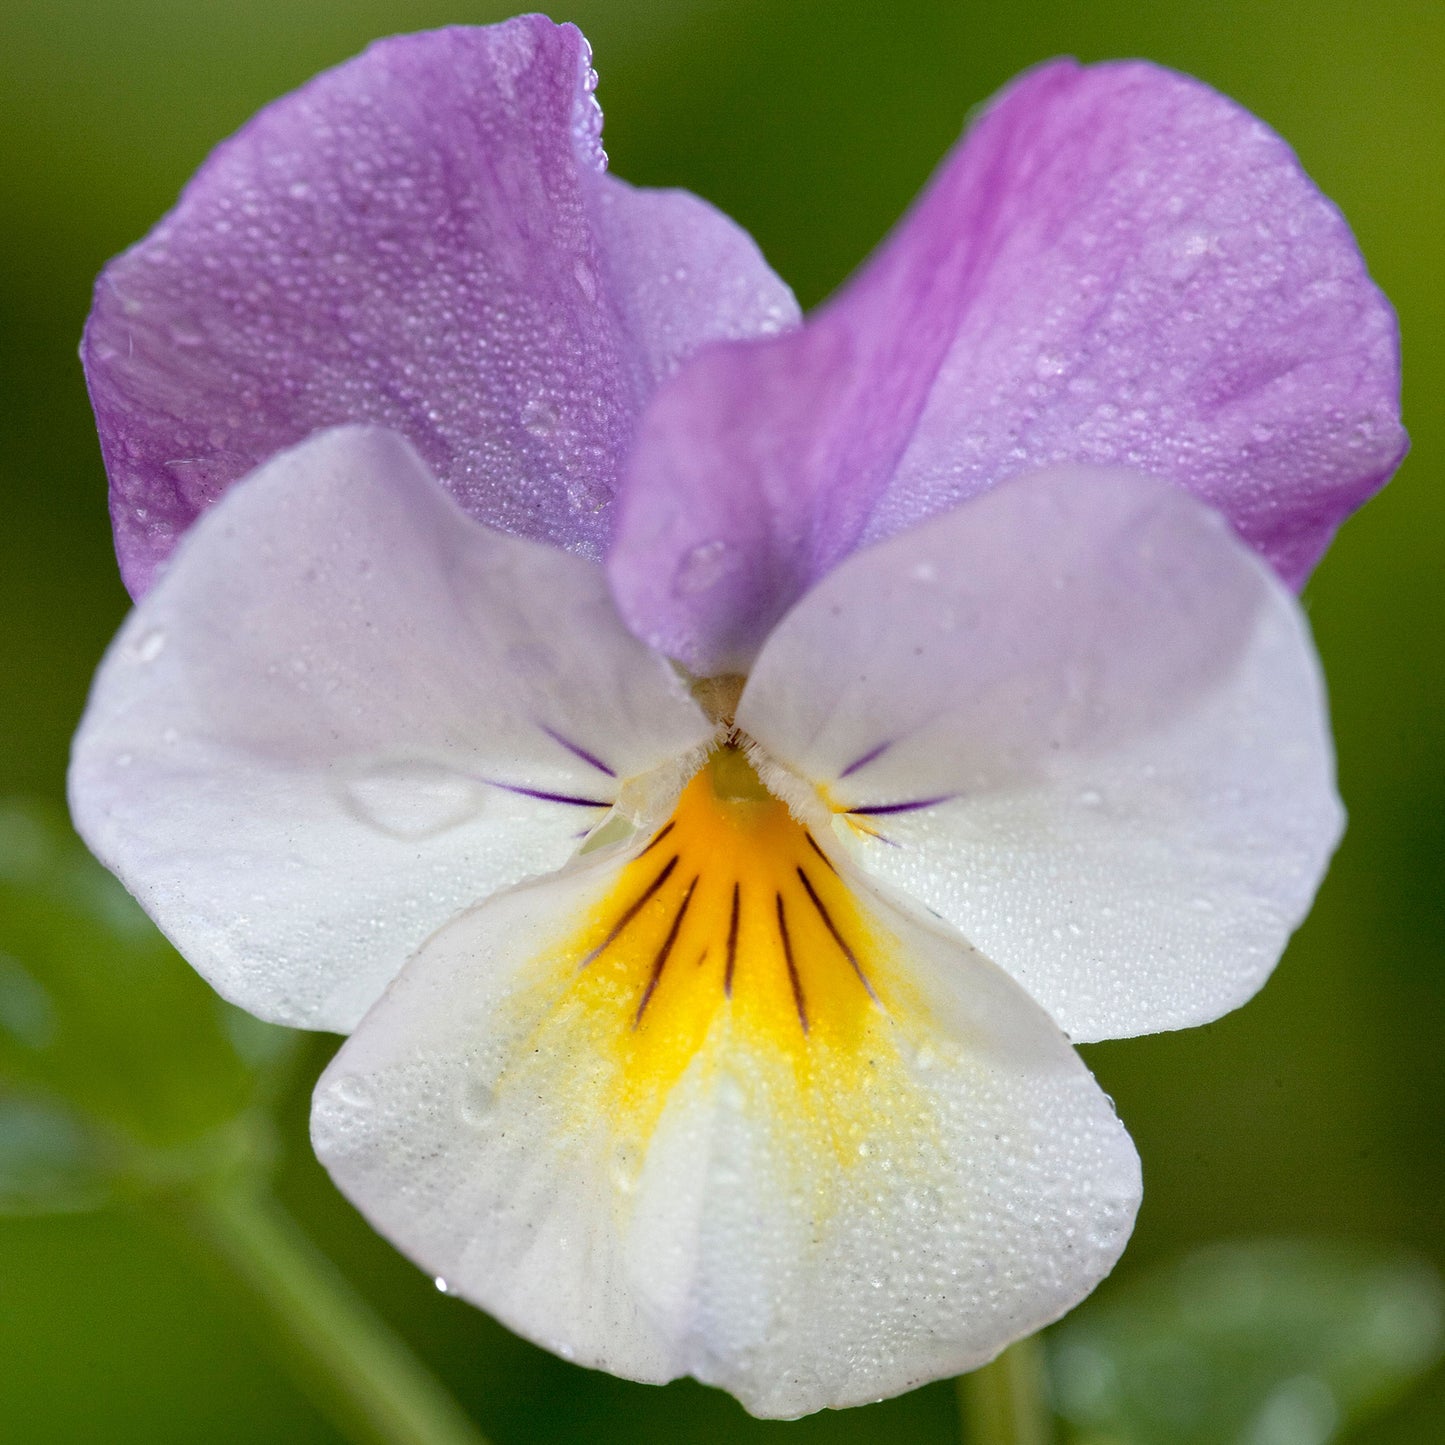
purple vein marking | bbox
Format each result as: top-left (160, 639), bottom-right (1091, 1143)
top-left (486, 780), bottom-right (614, 809)
top-left (582, 855), bottom-right (678, 966)
top-left (796, 867), bottom-right (878, 1001)
top-left (805, 833), bottom-right (839, 875)
top-left (540, 724), bottom-right (616, 779)
top-left (850, 795), bottom-right (951, 817)
top-left (775, 894), bottom-right (809, 1034)
top-left (725, 883), bottom-right (740, 997)
top-left (635, 877), bottom-right (698, 1027)
top-left (839, 740), bottom-right (893, 779)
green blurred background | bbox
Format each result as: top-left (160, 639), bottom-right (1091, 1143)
top-left (1, 0), bottom-right (1441, 1440)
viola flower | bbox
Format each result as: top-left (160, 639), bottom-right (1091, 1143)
top-left (70, 17), bottom-right (1402, 1420)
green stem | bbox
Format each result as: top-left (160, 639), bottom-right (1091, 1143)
top-left (171, 1184), bottom-right (490, 1445)
top-left (957, 1335), bottom-right (1053, 1445)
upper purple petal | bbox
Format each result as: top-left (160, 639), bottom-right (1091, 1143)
top-left (607, 59), bottom-right (1405, 674)
top-left (84, 18), bottom-right (798, 597)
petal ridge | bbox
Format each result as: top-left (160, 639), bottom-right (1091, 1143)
top-left (84, 19), bottom-right (797, 597)
top-left (609, 58), bottom-right (1404, 671)
top-left (738, 465), bottom-right (1344, 1041)
top-left (69, 424), bottom-right (713, 1032)
top-left (313, 819), bottom-right (1139, 1416)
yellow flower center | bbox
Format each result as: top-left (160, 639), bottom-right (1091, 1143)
top-left (499, 745), bottom-right (938, 1194)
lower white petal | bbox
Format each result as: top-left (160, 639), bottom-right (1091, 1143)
top-left (313, 746), bottom-right (1139, 1417)
top-left (737, 465), bottom-right (1343, 1042)
top-left (69, 426), bottom-right (713, 1031)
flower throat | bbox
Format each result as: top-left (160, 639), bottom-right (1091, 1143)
top-left (507, 743), bottom-right (915, 1150)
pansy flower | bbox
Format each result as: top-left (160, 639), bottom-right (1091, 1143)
top-left (70, 17), bottom-right (1403, 1418)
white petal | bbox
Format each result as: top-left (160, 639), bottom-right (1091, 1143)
top-left (69, 426), bottom-right (713, 1031)
top-left (312, 790), bottom-right (1139, 1418)
top-left (737, 465), bottom-right (1343, 1042)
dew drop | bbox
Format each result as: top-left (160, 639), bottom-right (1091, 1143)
top-left (333, 1074), bottom-right (374, 1108)
top-left (131, 628), bottom-right (166, 663)
top-left (673, 539), bottom-right (737, 596)
top-left (521, 397), bottom-right (559, 438)
top-left (340, 760), bottom-right (487, 840)
top-left (565, 473), bottom-right (612, 512)
top-left (459, 1076), bottom-right (496, 1127)
top-left (434, 1276), bottom-right (450, 1294)
top-left (610, 1141), bottom-right (642, 1194)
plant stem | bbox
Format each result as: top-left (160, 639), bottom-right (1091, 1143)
top-left (172, 1184), bottom-right (490, 1445)
top-left (957, 1335), bottom-right (1053, 1445)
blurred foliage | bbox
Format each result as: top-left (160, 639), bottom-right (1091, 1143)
top-left (1051, 1241), bottom-right (1445, 1445)
top-left (0, 800), bottom-right (297, 1212)
top-left (0, 0), bottom-right (1441, 1442)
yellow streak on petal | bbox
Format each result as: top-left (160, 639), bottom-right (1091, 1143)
top-left (495, 746), bottom-right (940, 1205)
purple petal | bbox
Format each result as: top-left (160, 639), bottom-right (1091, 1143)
top-left (608, 60), bottom-right (1404, 673)
top-left (84, 19), bottom-right (798, 597)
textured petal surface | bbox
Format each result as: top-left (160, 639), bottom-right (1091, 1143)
top-left (313, 832), bottom-right (1138, 1417)
top-left (609, 59), bottom-right (1404, 673)
top-left (83, 19), bottom-right (798, 596)
top-left (69, 426), bottom-right (713, 1032)
top-left (737, 466), bottom-right (1343, 1043)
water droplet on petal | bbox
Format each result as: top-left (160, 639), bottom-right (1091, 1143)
top-left (131, 628), bottom-right (166, 663)
top-left (610, 1141), bottom-right (642, 1194)
top-left (434, 1276), bottom-right (450, 1294)
top-left (341, 760), bottom-right (487, 840)
top-left (459, 1077), bottom-right (496, 1127)
top-left (674, 539), bottom-right (737, 596)
top-left (565, 473), bottom-right (612, 512)
top-left (521, 397), bottom-right (558, 438)
top-left (333, 1074), bottom-right (374, 1108)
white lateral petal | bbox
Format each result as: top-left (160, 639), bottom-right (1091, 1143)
top-left (69, 425), bottom-right (713, 1031)
top-left (737, 465), bottom-right (1342, 1042)
top-left (312, 831), bottom-right (1139, 1418)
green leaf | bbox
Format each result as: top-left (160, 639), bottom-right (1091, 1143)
top-left (1049, 1239), bottom-right (1445, 1445)
top-left (0, 798), bottom-right (301, 1210)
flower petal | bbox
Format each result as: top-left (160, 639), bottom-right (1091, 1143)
top-left (609, 59), bottom-right (1404, 673)
top-left (313, 832), bottom-right (1138, 1417)
top-left (69, 425), bottom-right (713, 1032)
top-left (737, 465), bottom-right (1343, 1043)
top-left (83, 19), bottom-right (798, 597)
